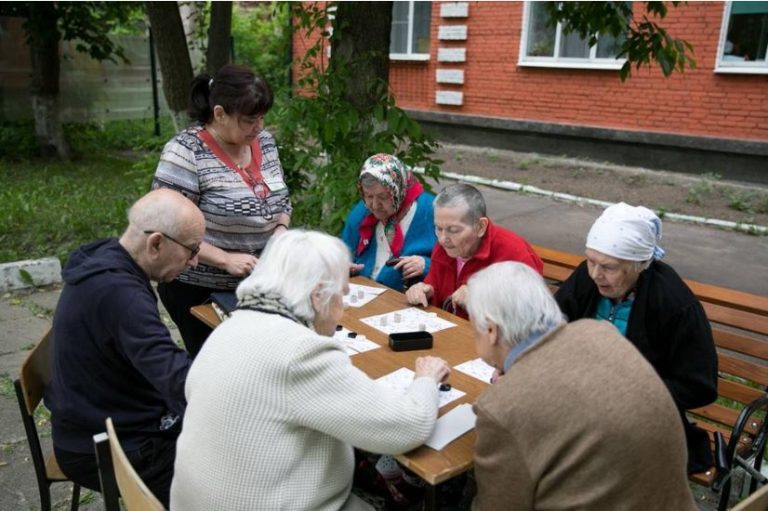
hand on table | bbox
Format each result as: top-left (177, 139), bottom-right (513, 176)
top-left (450, 285), bottom-right (469, 310)
top-left (406, 283), bottom-right (433, 307)
top-left (415, 356), bottom-right (451, 383)
top-left (350, 263), bottom-right (365, 275)
top-left (394, 255), bottom-right (426, 280)
top-left (224, 253), bottom-right (259, 277)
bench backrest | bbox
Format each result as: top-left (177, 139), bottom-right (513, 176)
top-left (533, 244), bottom-right (768, 437)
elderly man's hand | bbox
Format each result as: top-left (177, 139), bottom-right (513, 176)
top-left (406, 282), bottom-right (433, 307)
top-left (395, 255), bottom-right (426, 280)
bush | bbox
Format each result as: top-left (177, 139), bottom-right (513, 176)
top-left (231, 2), bottom-right (292, 103)
top-left (0, 121), bottom-right (39, 159)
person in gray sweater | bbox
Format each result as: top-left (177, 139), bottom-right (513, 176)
top-left (466, 262), bottom-right (697, 511)
top-left (171, 229), bottom-right (450, 510)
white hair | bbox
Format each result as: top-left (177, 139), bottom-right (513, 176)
top-left (466, 262), bottom-right (564, 348)
top-left (236, 229), bottom-right (350, 322)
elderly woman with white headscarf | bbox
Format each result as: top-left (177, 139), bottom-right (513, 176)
top-left (554, 202), bottom-right (718, 474)
top-left (171, 229), bottom-right (450, 510)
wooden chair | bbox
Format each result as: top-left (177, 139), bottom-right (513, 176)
top-left (93, 417), bottom-right (165, 511)
top-left (14, 328), bottom-right (80, 511)
top-left (731, 483), bottom-right (768, 511)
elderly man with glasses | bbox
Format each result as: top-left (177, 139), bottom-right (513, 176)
top-left (44, 188), bottom-right (205, 507)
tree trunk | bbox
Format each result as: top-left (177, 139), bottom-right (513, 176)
top-left (146, 1), bottom-right (194, 132)
top-left (28, 2), bottom-right (70, 159)
top-left (206, 1), bottom-right (232, 74)
top-left (330, 1), bottom-right (392, 113)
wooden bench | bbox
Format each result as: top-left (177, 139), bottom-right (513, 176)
top-left (533, 244), bottom-right (768, 511)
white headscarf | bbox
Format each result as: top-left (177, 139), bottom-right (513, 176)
top-left (586, 202), bottom-right (665, 262)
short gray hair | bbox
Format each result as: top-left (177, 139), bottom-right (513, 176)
top-left (434, 183), bottom-right (487, 225)
top-left (359, 173), bottom-right (380, 189)
top-left (236, 230), bottom-right (350, 322)
top-left (466, 262), bottom-right (563, 348)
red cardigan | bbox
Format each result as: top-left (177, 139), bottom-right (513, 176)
top-left (424, 221), bottom-right (543, 319)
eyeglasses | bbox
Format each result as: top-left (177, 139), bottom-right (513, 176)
top-left (143, 230), bottom-right (201, 259)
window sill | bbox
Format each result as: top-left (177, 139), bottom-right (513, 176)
top-left (390, 53), bottom-right (430, 62)
top-left (714, 65), bottom-right (768, 75)
top-left (518, 59), bottom-right (625, 71)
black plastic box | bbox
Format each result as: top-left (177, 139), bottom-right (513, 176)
top-left (388, 331), bottom-right (433, 351)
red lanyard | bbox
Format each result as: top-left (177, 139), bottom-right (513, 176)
top-left (200, 129), bottom-right (266, 198)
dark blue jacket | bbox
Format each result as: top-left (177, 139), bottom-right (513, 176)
top-left (45, 238), bottom-right (191, 453)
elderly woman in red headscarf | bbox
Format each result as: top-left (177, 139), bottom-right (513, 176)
top-left (341, 153), bottom-right (437, 291)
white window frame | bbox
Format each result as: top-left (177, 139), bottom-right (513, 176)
top-left (390, 1), bottom-right (431, 62)
top-left (518, 1), bottom-right (626, 71)
top-left (715, 1), bottom-right (768, 75)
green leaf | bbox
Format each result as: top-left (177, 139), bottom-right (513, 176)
top-left (18, 269), bottom-right (34, 287)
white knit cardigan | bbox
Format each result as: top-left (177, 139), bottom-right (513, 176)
top-left (170, 309), bottom-right (440, 510)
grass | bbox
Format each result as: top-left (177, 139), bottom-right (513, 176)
top-left (0, 157), bottom-right (150, 263)
top-left (0, 119), bottom-right (171, 265)
top-left (0, 374), bottom-right (14, 399)
top-left (686, 175), bottom-right (717, 205)
top-left (79, 490), bottom-right (98, 505)
top-left (518, 157), bottom-right (541, 171)
top-left (726, 191), bottom-right (753, 213)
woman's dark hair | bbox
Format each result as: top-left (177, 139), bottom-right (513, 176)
top-left (189, 64), bottom-right (273, 124)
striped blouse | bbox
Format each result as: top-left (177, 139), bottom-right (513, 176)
top-left (152, 126), bottom-right (292, 289)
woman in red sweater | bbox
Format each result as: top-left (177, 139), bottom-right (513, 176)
top-left (406, 183), bottom-right (543, 319)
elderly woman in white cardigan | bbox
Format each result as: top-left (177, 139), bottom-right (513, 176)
top-left (170, 229), bottom-right (450, 511)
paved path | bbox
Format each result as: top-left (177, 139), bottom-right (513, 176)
top-left (432, 178), bottom-right (768, 296)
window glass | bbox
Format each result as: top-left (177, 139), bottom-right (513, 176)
top-left (521, 1), bottom-right (627, 69)
top-left (391, 1), bottom-right (410, 54)
top-left (412, 2), bottom-right (432, 54)
top-left (596, 33), bottom-right (625, 58)
top-left (390, 1), bottom-right (431, 56)
top-left (526, 1), bottom-right (556, 57)
top-left (560, 30), bottom-right (590, 58)
top-left (723, 1), bottom-right (768, 61)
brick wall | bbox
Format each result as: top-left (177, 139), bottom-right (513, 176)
top-left (389, 2), bottom-right (768, 142)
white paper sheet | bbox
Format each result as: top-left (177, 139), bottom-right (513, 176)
top-left (343, 283), bottom-right (387, 308)
top-left (425, 403), bottom-right (477, 450)
top-left (454, 358), bottom-right (495, 384)
top-left (361, 307), bottom-right (457, 334)
top-left (375, 367), bottom-right (465, 408)
top-left (332, 326), bottom-right (381, 355)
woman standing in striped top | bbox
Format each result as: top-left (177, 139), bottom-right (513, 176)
top-left (153, 64), bottom-right (291, 357)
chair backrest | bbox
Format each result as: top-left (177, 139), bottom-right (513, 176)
top-left (18, 328), bottom-right (53, 415)
top-left (104, 417), bottom-right (165, 511)
top-left (93, 432), bottom-right (120, 511)
top-left (731, 483), bottom-right (768, 511)
top-left (15, 328), bottom-right (81, 511)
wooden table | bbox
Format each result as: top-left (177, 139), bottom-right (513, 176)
top-left (191, 277), bottom-right (487, 503)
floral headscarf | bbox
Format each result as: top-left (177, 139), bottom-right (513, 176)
top-left (356, 154), bottom-right (424, 257)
